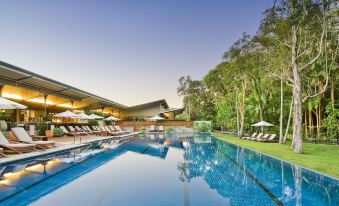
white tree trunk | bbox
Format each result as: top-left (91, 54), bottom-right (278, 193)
top-left (291, 26), bottom-right (303, 153)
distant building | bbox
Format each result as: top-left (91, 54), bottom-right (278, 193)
top-left (0, 61), bottom-right (183, 123)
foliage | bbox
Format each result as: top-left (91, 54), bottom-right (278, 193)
top-left (53, 128), bottom-right (64, 136)
top-left (177, 0), bottom-right (338, 149)
top-left (85, 110), bottom-right (105, 117)
top-left (88, 119), bottom-right (99, 126)
top-left (0, 112), bottom-right (9, 121)
top-left (175, 112), bottom-right (189, 121)
top-left (194, 121), bottom-right (211, 132)
top-left (322, 102), bottom-right (339, 139)
top-left (165, 127), bottom-right (174, 132)
top-left (37, 123), bottom-right (48, 136)
top-left (42, 114), bottom-right (52, 122)
top-left (139, 127), bottom-right (146, 132)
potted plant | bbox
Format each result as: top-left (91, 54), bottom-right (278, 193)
top-left (42, 114), bottom-right (54, 137)
top-left (37, 123), bottom-right (48, 136)
top-left (0, 112), bottom-right (9, 132)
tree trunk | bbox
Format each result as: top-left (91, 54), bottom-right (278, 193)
top-left (291, 26), bottom-right (303, 153)
top-left (331, 76), bottom-right (334, 111)
top-left (283, 96), bottom-right (293, 144)
top-left (239, 78), bottom-right (246, 137)
top-left (236, 94), bottom-right (240, 138)
top-left (279, 74), bottom-right (284, 143)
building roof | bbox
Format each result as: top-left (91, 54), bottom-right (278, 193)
top-left (162, 108), bottom-right (184, 115)
top-left (126, 99), bottom-right (169, 111)
top-left (0, 61), bottom-right (128, 110)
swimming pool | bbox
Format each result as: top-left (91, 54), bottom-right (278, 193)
top-left (0, 134), bottom-right (338, 205)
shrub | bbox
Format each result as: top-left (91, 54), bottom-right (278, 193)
top-left (88, 119), bottom-right (99, 126)
top-left (0, 112), bottom-right (9, 121)
top-left (53, 128), bottom-right (64, 136)
top-left (165, 127), bottom-right (174, 132)
top-left (194, 121), bottom-right (211, 132)
top-left (37, 123), bottom-right (48, 136)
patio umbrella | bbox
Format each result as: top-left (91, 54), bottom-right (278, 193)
top-left (149, 116), bottom-right (165, 121)
top-left (251, 121), bottom-right (274, 133)
top-left (0, 97), bottom-right (27, 109)
top-left (53, 110), bottom-right (79, 118)
top-left (88, 114), bottom-right (104, 119)
top-left (78, 113), bottom-right (92, 120)
top-left (104, 116), bottom-right (120, 121)
top-left (251, 121), bottom-right (274, 127)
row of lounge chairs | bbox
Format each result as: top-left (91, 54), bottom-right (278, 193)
top-left (242, 133), bottom-right (277, 142)
top-left (150, 125), bottom-right (164, 132)
top-left (59, 125), bottom-right (130, 136)
top-left (0, 127), bottom-right (56, 155)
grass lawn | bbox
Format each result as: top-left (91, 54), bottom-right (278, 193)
top-left (213, 134), bottom-right (339, 179)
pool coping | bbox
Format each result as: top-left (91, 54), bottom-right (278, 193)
top-left (213, 135), bottom-right (339, 181)
top-left (0, 132), bottom-right (140, 167)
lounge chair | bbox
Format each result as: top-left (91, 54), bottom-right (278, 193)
top-left (104, 126), bottom-right (122, 135)
top-left (104, 126), bottom-right (122, 136)
top-left (75, 126), bottom-right (90, 135)
top-left (0, 131), bottom-right (36, 154)
top-left (84, 126), bottom-right (100, 135)
top-left (68, 126), bottom-right (87, 136)
top-left (256, 133), bottom-right (270, 141)
top-left (158, 126), bottom-right (164, 132)
top-left (0, 148), bottom-right (5, 157)
top-left (113, 126), bottom-right (129, 134)
top-left (242, 132), bottom-right (257, 140)
top-left (260, 134), bottom-right (278, 142)
top-left (150, 125), bottom-right (156, 132)
top-left (250, 133), bottom-right (263, 141)
top-left (11, 127), bottom-right (55, 149)
top-left (60, 126), bottom-right (75, 136)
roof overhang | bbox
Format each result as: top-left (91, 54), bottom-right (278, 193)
top-left (126, 99), bottom-right (169, 111)
top-left (0, 61), bottom-right (128, 110)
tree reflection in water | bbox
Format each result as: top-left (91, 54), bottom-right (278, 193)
top-left (177, 135), bottom-right (338, 206)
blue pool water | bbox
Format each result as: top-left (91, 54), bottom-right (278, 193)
top-left (0, 134), bottom-right (338, 206)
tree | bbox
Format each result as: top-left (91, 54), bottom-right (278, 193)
top-left (177, 76), bottom-right (192, 121)
top-left (261, 0), bottom-right (332, 153)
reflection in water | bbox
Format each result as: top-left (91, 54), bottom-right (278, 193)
top-left (0, 133), bottom-right (338, 206)
top-left (179, 134), bottom-right (339, 206)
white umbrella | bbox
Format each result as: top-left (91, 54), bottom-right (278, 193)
top-left (0, 97), bottom-right (27, 109)
top-left (88, 114), bottom-right (104, 119)
top-left (104, 116), bottom-right (120, 121)
top-left (53, 110), bottom-right (79, 118)
top-left (251, 121), bottom-right (274, 127)
top-left (78, 113), bottom-right (92, 119)
top-left (149, 116), bottom-right (165, 121)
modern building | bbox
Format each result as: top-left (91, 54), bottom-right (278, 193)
top-left (0, 61), bottom-right (183, 124)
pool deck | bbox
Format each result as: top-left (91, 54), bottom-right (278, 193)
top-left (0, 132), bottom-right (140, 166)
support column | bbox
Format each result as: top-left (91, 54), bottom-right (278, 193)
top-left (44, 95), bottom-right (48, 115)
top-left (0, 85), bottom-right (4, 97)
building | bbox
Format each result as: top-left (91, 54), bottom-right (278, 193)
top-left (0, 61), bottom-right (183, 124)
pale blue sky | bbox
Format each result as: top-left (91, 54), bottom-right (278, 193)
top-left (0, 0), bottom-right (271, 107)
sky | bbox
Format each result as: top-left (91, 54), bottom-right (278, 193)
top-left (0, 0), bottom-right (272, 108)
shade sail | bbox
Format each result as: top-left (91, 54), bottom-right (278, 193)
top-left (251, 121), bottom-right (274, 127)
top-left (0, 97), bottom-right (28, 109)
top-left (54, 110), bottom-right (79, 118)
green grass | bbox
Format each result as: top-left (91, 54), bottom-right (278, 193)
top-left (213, 134), bottom-right (339, 178)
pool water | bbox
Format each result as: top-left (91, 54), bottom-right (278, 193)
top-left (0, 134), bottom-right (338, 206)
